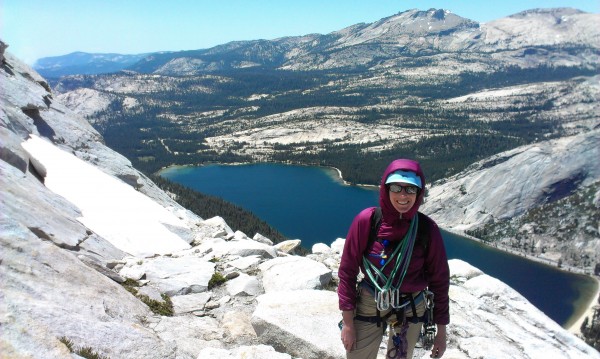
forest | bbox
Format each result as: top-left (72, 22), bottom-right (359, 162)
top-left (150, 175), bottom-right (289, 245)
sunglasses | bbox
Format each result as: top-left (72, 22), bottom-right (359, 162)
top-left (388, 184), bottom-right (419, 195)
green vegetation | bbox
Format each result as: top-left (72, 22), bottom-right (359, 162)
top-left (581, 305), bottom-right (600, 352)
top-left (121, 278), bottom-right (174, 316)
top-left (271, 132), bottom-right (531, 184)
top-left (59, 337), bottom-right (110, 359)
top-left (208, 272), bottom-right (227, 289)
top-left (150, 175), bottom-right (288, 243)
top-left (77, 63), bottom-right (589, 184)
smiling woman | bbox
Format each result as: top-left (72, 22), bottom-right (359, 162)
top-left (338, 159), bottom-right (449, 359)
top-left (385, 170), bottom-right (422, 215)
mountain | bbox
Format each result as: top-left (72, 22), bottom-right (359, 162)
top-left (1, 40), bottom-right (599, 358)
top-left (125, 8), bottom-right (600, 74)
top-left (34, 8), bottom-right (598, 77)
top-left (33, 51), bottom-right (154, 78)
top-left (421, 129), bottom-right (600, 270)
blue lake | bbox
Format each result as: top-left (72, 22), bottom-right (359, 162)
top-left (160, 162), bottom-right (597, 328)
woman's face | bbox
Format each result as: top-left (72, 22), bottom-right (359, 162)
top-left (388, 182), bottom-right (418, 214)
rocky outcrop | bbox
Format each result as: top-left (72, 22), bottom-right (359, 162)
top-left (422, 130), bottom-right (600, 230)
top-left (421, 129), bottom-right (600, 271)
top-left (2, 43), bottom-right (599, 358)
top-left (0, 217), bottom-right (179, 359)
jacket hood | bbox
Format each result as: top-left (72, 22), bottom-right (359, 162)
top-left (377, 159), bottom-right (426, 240)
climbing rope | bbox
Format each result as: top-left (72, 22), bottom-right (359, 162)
top-left (362, 215), bottom-right (419, 311)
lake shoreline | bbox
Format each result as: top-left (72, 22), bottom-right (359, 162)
top-left (443, 231), bottom-right (600, 333)
top-left (159, 161), bottom-right (598, 331)
top-left (567, 275), bottom-right (600, 335)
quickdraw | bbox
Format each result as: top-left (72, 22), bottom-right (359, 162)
top-left (376, 289), bottom-right (413, 311)
top-left (420, 290), bottom-right (436, 350)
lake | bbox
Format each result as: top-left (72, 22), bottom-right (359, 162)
top-left (160, 162), bottom-right (597, 328)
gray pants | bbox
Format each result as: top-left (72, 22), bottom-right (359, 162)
top-left (347, 289), bottom-right (425, 359)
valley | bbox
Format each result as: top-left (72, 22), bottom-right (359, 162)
top-left (50, 8), bottom-right (599, 275)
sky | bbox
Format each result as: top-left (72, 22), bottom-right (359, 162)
top-left (1, 0), bottom-right (599, 65)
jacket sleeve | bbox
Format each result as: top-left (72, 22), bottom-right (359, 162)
top-left (337, 207), bottom-right (374, 311)
top-left (424, 219), bottom-right (450, 325)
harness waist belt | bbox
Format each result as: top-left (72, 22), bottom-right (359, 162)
top-left (354, 289), bottom-right (427, 326)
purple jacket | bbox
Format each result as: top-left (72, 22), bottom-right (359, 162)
top-left (337, 159), bottom-right (450, 325)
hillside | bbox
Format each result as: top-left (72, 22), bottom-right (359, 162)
top-left (1, 39), bottom-right (599, 358)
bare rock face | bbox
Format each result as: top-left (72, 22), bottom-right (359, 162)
top-left (0, 40), bottom-right (7, 62)
top-left (422, 129), bottom-right (600, 230)
top-left (0, 217), bottom-right (179, 359)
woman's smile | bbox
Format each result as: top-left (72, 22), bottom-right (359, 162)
top-left (388, 183), bottom-right (418, 214)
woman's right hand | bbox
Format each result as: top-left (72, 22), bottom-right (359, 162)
top-left (340, 310), bottom-right (356, 352)
top-left (341, 323), bottom-right (356, 352)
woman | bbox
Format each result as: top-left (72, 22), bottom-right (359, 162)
top-left (338, 159), bottom-right (450, 359)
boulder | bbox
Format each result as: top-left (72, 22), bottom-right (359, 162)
top-left (330, 238), bottom-right (345, 254)
top-left (274, 239), bottom-right (301, 254)
top-left (170, 292), bottom-right (213, 315)
top-left (251, 290), bottom-right (344, 359)
top-left (226, 273), bottom-right (262, 297)
top-left (253, 233), bottom-right (274, 245)
top-left (259, 256), bottom-right (332, 292)
top-left (202, 238), bottom-right (277, 259)
top-left (312, 242), bottom-right (331, 254)
top-left (200, 216), bottom-right (235, 238)
top-left (124, 256), bottom-right (216, 296)
top-left (227, 255), bottom-right (262, 271)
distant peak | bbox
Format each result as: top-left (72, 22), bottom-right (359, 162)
top-left (431, 8), bottom-right (449, 20)
top-left (509, 7), bottom-right (585, 18)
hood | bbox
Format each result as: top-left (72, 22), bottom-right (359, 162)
top-left (377, 159), bottom-right (426, 240)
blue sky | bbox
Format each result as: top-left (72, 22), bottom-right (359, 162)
top-left (2, 0), bottom-right (598, 65)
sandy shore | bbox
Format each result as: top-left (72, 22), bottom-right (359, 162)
top-left (567, 275), bottom-right (600, 335)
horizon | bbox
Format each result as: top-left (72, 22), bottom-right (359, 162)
top-left (2, 0), bottom-right (599, 65)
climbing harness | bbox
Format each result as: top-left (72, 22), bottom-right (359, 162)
top-left (356, 210), bottom-right (437, 358)
top-left (350, 208), bottom-right (437, 357)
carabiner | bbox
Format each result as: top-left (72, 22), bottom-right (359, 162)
top-left (376, 290), bottom-right (390, 311)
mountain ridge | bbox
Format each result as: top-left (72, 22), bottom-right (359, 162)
top-left (33, 7), bottom-right (599, 77)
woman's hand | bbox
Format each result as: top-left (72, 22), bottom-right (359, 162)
top-left (430, 324), bottom-right (447, 358)
top-left (341, 310), bottom-right (356, 352)
top-left (341, 323), bottom-right (356, 352)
